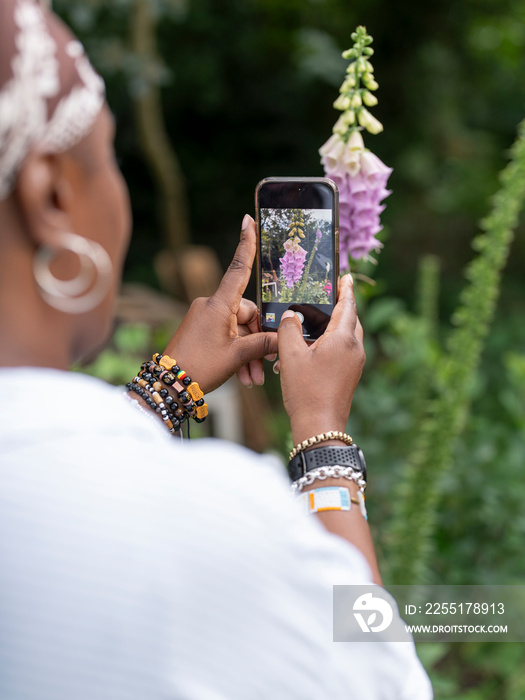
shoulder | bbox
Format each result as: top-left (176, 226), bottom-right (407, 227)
top-left (0, 369), bottom-right (432, 699)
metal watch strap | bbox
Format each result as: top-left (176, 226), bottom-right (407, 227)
top-left (288, 444), bottom-right (367, 483)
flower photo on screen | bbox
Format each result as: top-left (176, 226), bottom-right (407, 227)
top-left (260, 208), bottom-right (334, 304)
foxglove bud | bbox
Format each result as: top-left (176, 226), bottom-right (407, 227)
top-left (357, 108), bottom-right (383, 134)
top-left (333, 94), bottom-right (351, 110)
top-left (333, 111), bottom-right (355, 135)
top-left (362, 90), bottom-right (378, 107)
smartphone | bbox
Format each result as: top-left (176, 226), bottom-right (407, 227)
top-left (255, 177), bottom-right (339, 341)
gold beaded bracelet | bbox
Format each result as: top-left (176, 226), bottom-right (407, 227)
top-left (288, 431), bottom-right (353, 462)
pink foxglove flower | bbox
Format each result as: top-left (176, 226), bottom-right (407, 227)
top-left (280, 238), bottom-right (307, 288)
top-left (320, 26), bottom-right (392, 268)
top-left (320, 130), bottom-right (392, 265)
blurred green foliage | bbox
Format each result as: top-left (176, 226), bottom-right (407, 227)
top-left (55, 0), bottom-right (525, 302)
top-left (74, 322), bottom-right (174, 384)
top-left (346, 279), bottom-right (525, 697)
top-left (386, 119), bottom-right (525, 585)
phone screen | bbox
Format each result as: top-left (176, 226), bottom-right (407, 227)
top-left (256, 178), bottom-right (339, 340)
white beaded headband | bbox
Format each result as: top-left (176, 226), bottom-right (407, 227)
top-left (0, 0), bottom-right (105, 199)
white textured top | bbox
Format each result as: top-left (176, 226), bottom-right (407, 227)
top-left (0, 368), bottom-right (432, 700)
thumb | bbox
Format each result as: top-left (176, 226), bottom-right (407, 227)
top-left (278, 310), bottom-right (307, 362)
top-left (214, 215), bottom-right (256, 308)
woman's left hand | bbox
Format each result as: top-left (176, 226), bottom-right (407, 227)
top-left (162, 215), bottom-right (278, 394)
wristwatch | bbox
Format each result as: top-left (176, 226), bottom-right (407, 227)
top-left (288, 444), bottom-right (367, 483)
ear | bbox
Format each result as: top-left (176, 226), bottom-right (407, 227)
top-left (14, 149), bottom-right (75, 248)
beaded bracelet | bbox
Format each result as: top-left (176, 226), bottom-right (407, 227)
top-left (140, 354), bottom-right (208, 422)
top-left (127, 379), bottom-right (184, 434)
top-left (127, 353), bottom-right (208, 436)
top-left (288, 431), bottom-right (353, 462)
top-left (141, 364), bottom-right (196, 418)
top-left (290, 465), bottom-right (366, 494)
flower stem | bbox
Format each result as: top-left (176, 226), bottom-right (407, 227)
top-left (300, 240), bottom-right (320, 297)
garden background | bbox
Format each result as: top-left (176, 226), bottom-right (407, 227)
top-left (55, 0), bottom-right (525, 696)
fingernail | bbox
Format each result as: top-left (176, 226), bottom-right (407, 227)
top-left (241, 214), bottom-right (252, 231)
top-left (281, 310), bottom-right (295, 321)
top-left (255, 372), bottom-right (265, 386)
top-left (246, 382), bottom-right (253, 389)
top-left (265, 353), bottom-right (277, 362)
top-left (348, 273), bottom-right (354, 284)
top-left (272, 363), bottom-right (280, 375)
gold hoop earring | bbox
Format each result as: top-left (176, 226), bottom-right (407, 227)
top-left (33, 232), bottom-right (113, 314)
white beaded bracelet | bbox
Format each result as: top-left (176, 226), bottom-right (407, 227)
top-left (290, 465), bottom-right (366, 494)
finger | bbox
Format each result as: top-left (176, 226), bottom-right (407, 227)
top-left (237, 298), bottom-right (260, 334)
top-left (355, 316), bottom-right (364, 343)
top-left (215, 215), bottom-right (256, 309)
top-left (325, 274), bottom-right (358, 334)
top-left (237, 364), bottom-right (253, 388)
top-left (247, 300), bottom-right (277, 359)
top-left (237, 330), bottom-right (278, 365)
top-left (277, 310), bottom-right (307, 363)
top-left (249, 358), bottom-right (264, 386)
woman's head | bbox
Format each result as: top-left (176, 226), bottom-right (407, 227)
top-left (0, 0), bottom-right (131, 365)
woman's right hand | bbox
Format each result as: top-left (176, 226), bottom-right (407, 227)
top-left (277, 274), bottom-right (365, 445)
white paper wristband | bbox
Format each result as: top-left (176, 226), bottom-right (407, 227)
top-left (297, 486), bottom-right (351, 514)
top-left (297, 485), bottom-right (368, 519)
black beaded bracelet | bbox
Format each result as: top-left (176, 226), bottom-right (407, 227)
top-left (139, 354), bottom-right (208, 423)
top-left (127, 380), bottom-right (184, 434)
top-left (127, 353), bottom-right (209, 436)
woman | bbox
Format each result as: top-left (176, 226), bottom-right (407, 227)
top-left (0, 1), bottom-right (432, 698)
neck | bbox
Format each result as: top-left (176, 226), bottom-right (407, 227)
top-left (0, 298), bottom-right (73, 370)
top-left (0, 235), bottom-right (74, 370)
